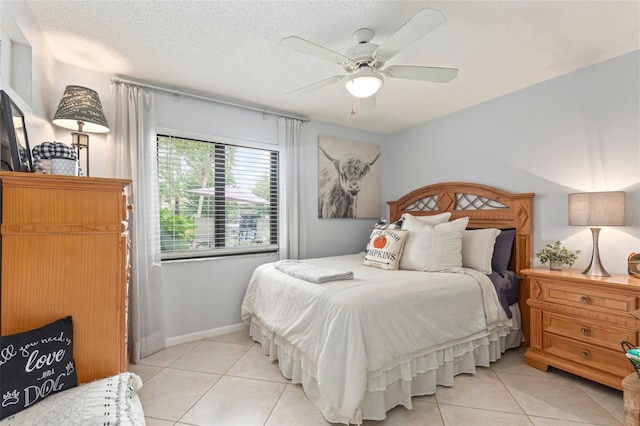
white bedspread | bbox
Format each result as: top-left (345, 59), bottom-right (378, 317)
top-left (241, 253), bottom-right (512, 422)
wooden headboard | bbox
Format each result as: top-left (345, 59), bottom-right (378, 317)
top-left (388, 182), bottom-right (535, 346)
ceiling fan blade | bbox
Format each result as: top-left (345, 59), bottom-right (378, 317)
top-left (383, 65), bottom-right (458, 83)
top-left (374, 8), bottom-right (446, 62)
top-left (285, 75), bottom-right (345, 96)
top-left (359, 94), bottom-right (376, 110)
top-left (281, 36), bottom-right (349, 64)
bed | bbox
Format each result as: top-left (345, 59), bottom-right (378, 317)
top-left (241, 182), bottom-right (534, 424)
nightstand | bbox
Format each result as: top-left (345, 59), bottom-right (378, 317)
top-left (522, 268), bottom-right (640, 390)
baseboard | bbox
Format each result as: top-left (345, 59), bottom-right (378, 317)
top-left (165, 322), bottom-right (249, 347)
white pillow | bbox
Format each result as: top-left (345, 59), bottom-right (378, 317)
top-left (401, 211), bottom-right (451, 225)
top-left (364, 228), bottom-right (409, 270)
top-left (461, 228), bottom-right (501, 274)
top-left (400, 216), bottom-right (469, 272)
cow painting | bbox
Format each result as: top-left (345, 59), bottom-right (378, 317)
top-left (318, 136), bottom-right (381, 219)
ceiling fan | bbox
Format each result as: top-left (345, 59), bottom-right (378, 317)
top-left (281, 8), bottom-right (459, 110)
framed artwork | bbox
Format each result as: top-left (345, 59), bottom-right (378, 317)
top-left (318, 135), bottom-right (381, 219)
top-left (0, 90), bottom-right (34, 172)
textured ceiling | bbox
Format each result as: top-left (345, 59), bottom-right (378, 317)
top-left (26, 1), bottom-right (640, 134)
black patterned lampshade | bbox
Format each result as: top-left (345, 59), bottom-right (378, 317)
top-left (53, 85), bottom-right (109, 133)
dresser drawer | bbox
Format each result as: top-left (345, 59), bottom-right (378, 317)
top-left (543, 311), bottom-right (637, 351)
top-left (541, 280), bottom-right (638, 314)
top-left (543, 333), bottom-right (633, 378)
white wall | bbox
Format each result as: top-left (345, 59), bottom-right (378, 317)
top-left (0, 1), bottom-right (57, 145)
top-left (153, 91), bottom-right (387, 340)
top-left (384, 50), bottom-right (640, 275)
top-left (49, 63), bottom-right (112, 177)
top-left (8, 24), bottom-right (388, 341)
top-left (5, 2), bottom-right (638, 343)
top-left (2, 0), bottom-right (112, 175)
top-left (154, 91), bottom-right (284, 340)
top-left (301, 121), bottom-right (387, 259)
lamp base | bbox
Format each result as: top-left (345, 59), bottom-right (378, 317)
top-left (582, 227), bottom-right (611, 277)
top-left (71, 131), bottom-right (90, 176)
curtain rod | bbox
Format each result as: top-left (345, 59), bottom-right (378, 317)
top-left (111, 78), bottom-right (309, 122)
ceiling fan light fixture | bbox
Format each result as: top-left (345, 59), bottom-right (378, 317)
top-left (345, 67), bottom-right (383, 98)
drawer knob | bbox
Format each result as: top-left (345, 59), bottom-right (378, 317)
top-left (579, 295), bottom-right (590, 303)
top-left (580, 327), bottom-right (591, 335)
top-left (580, 349), bottom-right (591, 359)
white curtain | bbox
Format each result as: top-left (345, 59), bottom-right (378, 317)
top-left (278, 117), bottom-right (305, 260)
top-left (108, 81), bottom-right (165, 362)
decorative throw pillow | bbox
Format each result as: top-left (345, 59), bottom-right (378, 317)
top-left (365, 218), bottom-right (403, 253)
top-left (0, 316), bottom-right (78, 420)
top-left (373, 218), bottom-right (404, 230)
top-left (492, 229), bottom-right (516, 273)
top-left (462, 228), bottom-right (501, 274)
top-left (364, 228), bottom-right (409, 270)
top-left (400, 216), bottom-right (469, 272)
top-left (401, 212), bottom-right (451, 225)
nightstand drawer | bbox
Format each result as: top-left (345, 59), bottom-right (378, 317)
top-left (541, 280), bottom-right (638, 314)
top-left (543, 333), bottom-right (633, 378)
top-left (543, 311), bottom-right (638, 351)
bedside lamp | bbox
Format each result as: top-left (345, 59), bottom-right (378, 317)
top-left (53, 85), bottom-right (109, 176)
top-left (568, 191), bottom-right (625, 277)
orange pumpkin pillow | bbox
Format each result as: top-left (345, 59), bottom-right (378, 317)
top-left (364, 229), bottom-right (409, 270)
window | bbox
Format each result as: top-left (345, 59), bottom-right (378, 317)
top-left (157, 134), bottom-right (278, 260)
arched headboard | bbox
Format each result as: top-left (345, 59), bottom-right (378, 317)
top-left (388, 182), bottom-right (535, 346)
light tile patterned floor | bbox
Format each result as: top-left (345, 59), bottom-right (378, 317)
top-left (129, 330), bottom-right (625, 426)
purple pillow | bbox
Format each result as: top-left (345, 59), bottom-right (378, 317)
top-left (491, 229), bottom-right (515, 273)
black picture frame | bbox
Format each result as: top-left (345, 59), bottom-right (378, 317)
top-left (0, 90), bottom-right (34, 172)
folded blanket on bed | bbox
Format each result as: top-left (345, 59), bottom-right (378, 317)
top-left (274, 260), bottom-right (353, 283)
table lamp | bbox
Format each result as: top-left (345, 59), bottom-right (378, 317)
top-left (568, 191), bottom-right (625, 277)
top-left (53, 85), bottom-right (109, 176)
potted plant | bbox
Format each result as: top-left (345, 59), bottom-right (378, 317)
top-left (535, 241), bottom-right (581, 270)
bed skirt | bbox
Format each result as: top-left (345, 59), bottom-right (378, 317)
top-left (248, 303), bottom-right (521, 425)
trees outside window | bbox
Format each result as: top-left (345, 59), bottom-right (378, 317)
top-left (157, 135), bottom-right (278, 260)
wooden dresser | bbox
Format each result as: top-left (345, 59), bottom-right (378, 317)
top-left (0, 172), bottom-right (131, 383)
top-left (523, 267), bottom-right (640, 390)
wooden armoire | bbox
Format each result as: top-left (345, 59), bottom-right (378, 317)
top-left (0, 172), bottom-right (131, 383)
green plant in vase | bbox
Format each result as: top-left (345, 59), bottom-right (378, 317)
top-left (535, 241), bottom-right (581, 270)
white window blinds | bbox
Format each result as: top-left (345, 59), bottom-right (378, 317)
top-left (157, 134), bottom-right (278, 259)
